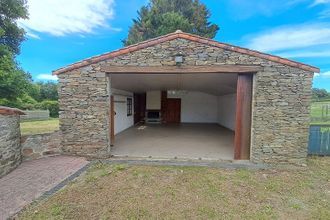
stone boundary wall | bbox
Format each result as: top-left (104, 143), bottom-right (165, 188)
top-left (21, 131), bottom-right (61, 160)
top-left (0, 106), bottom-right (25, 178)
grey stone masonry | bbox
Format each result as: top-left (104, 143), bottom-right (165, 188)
top-left (58, 37), bottom-right (314, 165)
top-left (0, 108), bottom-right (24, 177)
top-left (58, 68), bottom-right (110, 158)
top-left (21, 131), bottom-right (61, 160)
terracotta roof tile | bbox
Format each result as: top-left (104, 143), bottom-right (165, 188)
top-left (53, 31), bottom-right (320, 75)
top-left (0, 106), bottom-right (25, 115)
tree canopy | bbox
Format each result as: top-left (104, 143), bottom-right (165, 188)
top-left (0, 0), bottom-right (28, 55)
top-left (312, 88), bottom-right (330, 101)
top-left (34, 81), bottom-right (58, 102)
top-left (0, 0), bottom-right (31, 101)
top-left (123, 0), bottom-right (219, 46)
top-left (0, 46), bottom-right (31, 99)
top-left (0, 0), bottom-right (59, 117)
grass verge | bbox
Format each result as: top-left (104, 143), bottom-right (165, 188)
top-left (311, 101), bottom-right (330, 125)
top-left (20, 118), bottom-right (59, 136)
top-left (18, 157), bottom-right (330, 220)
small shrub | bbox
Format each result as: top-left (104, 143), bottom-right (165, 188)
top-left (35, 100), bottom-right (59, 117)
top-left (0, 94), bottom-right (38, 110)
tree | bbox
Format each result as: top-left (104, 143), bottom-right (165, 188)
top-left (312, 88), bottom-right (330, 101)
top-left (0, 46), bottom-right (31, 100)
top-left (0, 0), bottom-right (31, 102)
top-left (0, 0), bottom-right (28, 55)
top-left (123, 0), bottom-right (219, 46)
top-left (37, 81), bottom-right (58, 101)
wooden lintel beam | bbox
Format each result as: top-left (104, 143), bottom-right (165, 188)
top-left (101, 65), bottom-right (261, 74)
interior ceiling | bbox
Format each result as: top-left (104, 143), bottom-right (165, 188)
top-left (110, 73), bottom-right (238, 96)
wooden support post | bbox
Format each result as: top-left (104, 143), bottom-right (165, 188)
top-left (110, 95), bottom-right (115, 146)
top-left (234, 74), bottom-right (253, 160)
top-left (161, 91), bottom-right (167, 123)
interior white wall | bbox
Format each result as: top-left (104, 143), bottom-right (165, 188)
top-left (217, 93), bottom-right (236, 131)
top-left (110, 87), bottom-right (236, 133)
top-left (168, 91), bottom-right (218, 123)
top-left (112, 88), bottom-right (134, 135)
top-left (146, 91), bottom-right (161, 110)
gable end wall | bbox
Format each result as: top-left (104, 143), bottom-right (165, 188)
top-left (58, 38), bottom-right (313, 165)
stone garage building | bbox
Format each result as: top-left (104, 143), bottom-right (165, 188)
top-left (53, 30), bottom-right (319, 165)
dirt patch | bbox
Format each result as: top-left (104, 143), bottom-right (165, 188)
top-left (17, 157), bottom-right (330, 220)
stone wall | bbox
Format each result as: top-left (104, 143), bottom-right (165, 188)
top-left (58, 38), bottom-right (313, 165)
top-left (251, 66), bottom-right (312, 165)
top-left (58, 67), bottom-right (110, 158)
top-left (21, 131), bottom-right (61, 160)
top-left (0, 107), bottom-right (24, 178)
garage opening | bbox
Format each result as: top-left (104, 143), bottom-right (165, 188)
top-left (107, 71), bottom-right (253, 161)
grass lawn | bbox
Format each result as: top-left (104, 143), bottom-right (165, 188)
top-left (18, 157), bottom-right (330, 220)
top-left (311, 101), bottom-right (330, 125)
top-left (20, 118), bottom-right (59, 136)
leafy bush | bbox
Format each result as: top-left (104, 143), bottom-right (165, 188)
top-left (0, 96), bottom-right (59, 118)
top-left (35, 100), bottom-right (59, 117)
top-left (20, 94), bottom-right (38, 110)
top-left (0, 94), bottom-right (38, 110)
top-left (0, 98), bottom-right (22, 108)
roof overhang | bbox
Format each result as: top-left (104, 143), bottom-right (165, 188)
top-left (53, 30), bottom-right (320, 75)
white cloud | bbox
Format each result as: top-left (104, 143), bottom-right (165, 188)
top-left (322, 71), bottom-right (330, 77)
top-left (314, 71), bottom-right (330, 78)
top-left (19, 0), bottom-right (119, 38)
top-left (311, 0), bottom-right (330, 6)
top-left (319, 9), bottom-right (330, 18)
top-left (26, 31), bottom-right (40, 39)
top-left (245, 23), bottom-right (330, 53)
top-left (310, 0), bottom-right (330, 18)
top-left (36, 74), bottom-right (58, 81)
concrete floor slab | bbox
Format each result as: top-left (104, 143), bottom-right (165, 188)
top-left (112, 124), bottom-right (234, 160)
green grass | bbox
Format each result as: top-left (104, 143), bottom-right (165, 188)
top-left (311, 101), bottom-right (330, 125)
top-left (18, 157), bottom-right (330, 220)
top-left (20, 118), bottom-right (59, 136)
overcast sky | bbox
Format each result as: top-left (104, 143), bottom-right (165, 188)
top-left (17, 0), bottom-right (330, 91)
